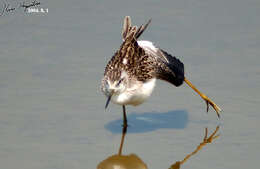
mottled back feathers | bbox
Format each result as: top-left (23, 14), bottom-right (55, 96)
top-left (104, 16), bottom-right (184, 87)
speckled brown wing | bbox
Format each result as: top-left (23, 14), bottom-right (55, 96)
top-left (140, 47), bottom-right (185, 87)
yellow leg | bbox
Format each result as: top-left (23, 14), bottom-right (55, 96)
top-left (184, 77), bottom-right (222, 118)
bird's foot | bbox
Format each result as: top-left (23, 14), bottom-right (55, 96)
top-left (184, 78), bottom-right (222, 118)
top-left (202, 95), bottom-right (222, 118)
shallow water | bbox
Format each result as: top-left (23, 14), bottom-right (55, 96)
top-left (0, 0), bottom-right (259, 169)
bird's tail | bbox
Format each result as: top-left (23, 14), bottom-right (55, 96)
top-left (122, 16), bottom-right (151, 41)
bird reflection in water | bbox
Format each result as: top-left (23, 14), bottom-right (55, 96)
top-left (97, 125), bottom-right (147, 169)
top-left (97, 126), bottom-right (220, 169)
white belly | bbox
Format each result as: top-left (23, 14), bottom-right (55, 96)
top-left (111, 78), bottom-right (156, 106)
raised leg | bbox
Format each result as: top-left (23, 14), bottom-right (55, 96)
top-left (122, 105), bottom-right (128, 127)
top-left (184, 77), bottom-right (222, 118)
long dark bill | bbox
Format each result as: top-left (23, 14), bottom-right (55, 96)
top-left (105, 95), bottom-right (112, 109)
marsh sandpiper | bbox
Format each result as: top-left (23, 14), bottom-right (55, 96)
top-left (101, 16), bottom-right (222, 126)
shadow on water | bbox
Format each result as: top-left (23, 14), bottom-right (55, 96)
top-left (98, 124), bottom-right (220, 169)
top-left (105, 110), bottom-right (188, 134)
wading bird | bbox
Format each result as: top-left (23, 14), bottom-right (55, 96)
top-left (101, 16), bottom-right (221, 127)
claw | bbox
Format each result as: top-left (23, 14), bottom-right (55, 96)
top-left (204, 97), bottom-right (222, 118)
top-left (206, 100), bottom-right (209, 113)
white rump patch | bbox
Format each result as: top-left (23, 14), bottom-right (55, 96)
top-left (137, 40), bottom-right (158, 52)
top-left (138, 40), bottom-right (169, 63)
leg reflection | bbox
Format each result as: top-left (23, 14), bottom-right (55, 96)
top-left (118, 123), bottom-right (128, 155)
top-left (169, 126), bottom-right (220, 169)
top-left (97, 123), bottom-right (148, 169)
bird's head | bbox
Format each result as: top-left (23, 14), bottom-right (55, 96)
top-left (101, 70), bottom-right (128, 108)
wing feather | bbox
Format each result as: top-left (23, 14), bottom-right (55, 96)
top-left (138, 41), bottom-right (184, 86)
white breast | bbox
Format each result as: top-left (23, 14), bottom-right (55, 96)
top-left (111, 78), bottom-right (156, 106)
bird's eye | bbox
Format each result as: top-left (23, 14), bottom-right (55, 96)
top-left (116, 78), bottom-right (124, 87)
